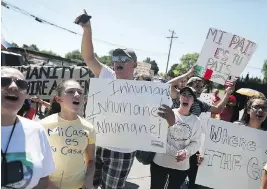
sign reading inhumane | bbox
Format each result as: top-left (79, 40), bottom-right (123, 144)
top-left (196, 28), bottom-right (257, 85)
top-left (196, 119), bottom-right (267, 189)
top-left (85, 78), bottom-right (172, 153)
top-left (3, 66), bottom-right (94, 99)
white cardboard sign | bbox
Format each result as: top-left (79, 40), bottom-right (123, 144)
top-left (85, 78), bottom-right (172, 153)
top-left (196, 28), bottom-right (257, 85)
top-left (196, 119), bottom-right (267, 189)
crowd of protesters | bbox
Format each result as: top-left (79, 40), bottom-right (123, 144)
top-left (2, 10), bottom-right (267, 189)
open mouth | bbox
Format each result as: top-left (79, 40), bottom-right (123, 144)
top-left (182, 102), bottom-right (189, 107)
top-left (116, 65), bottom-right (124, 72)
top-left (73, 101), bottom-right (80, 105)
top-left (5, 95), bottom-right (19, 102)
top-left (256, 114), bottom-right (264, 119)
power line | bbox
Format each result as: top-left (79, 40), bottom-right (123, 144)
top-left (165, 30), bottom-right (178, 74)
top-left (1, 0), bottom-right (168, 56)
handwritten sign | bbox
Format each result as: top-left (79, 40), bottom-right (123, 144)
top-left (2, 66), bottom-right (94, 99)
top-left (134, 62), bottom-right (152, 76)
top-left (196, 28), bottom-right (257, 85)
top-left (85, 78), bottom-right (172, 153)
top-left (196, 119), bottom-right (267, 189)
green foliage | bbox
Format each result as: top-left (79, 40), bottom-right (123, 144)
top-left (262, 59), bottom-right (267, 83)
top-left (40, 50), bottom-right (58, 56)
top-left (144, 57), bottom-right (159, 75)
top-left (65, 50), bottom-right (83, 61)
top-left (168, 53), bottom-right (199, 78)
top-left (98, 55), bottom-right (113, 67)
top-left (11, 43), bottom-right (19, 47)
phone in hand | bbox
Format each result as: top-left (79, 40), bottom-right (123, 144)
top-left (75, 14), bottom-right (91, 25)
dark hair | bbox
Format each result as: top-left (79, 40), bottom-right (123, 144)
top-left (47, 79), bottom-right (79, 115)
top-left (240, 96), bottom-right (267, 127)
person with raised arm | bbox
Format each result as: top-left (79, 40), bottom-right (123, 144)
top-left (76, 10), bottom-right (167, 189)
top-left (168, 67), bottom-right (235, 189)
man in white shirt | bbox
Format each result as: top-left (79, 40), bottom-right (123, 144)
top-left (76, 10), bottom-right (137, 189)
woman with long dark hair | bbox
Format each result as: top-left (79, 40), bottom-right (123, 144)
top-left (40, 79), bottom-right (96, 189)
top-left (236, 96), bottom-right (267, 130)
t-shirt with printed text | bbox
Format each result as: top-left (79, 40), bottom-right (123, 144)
top-left (1, 116), bottom-right (55, 189)
top-left (153, 110), bottom-right (201, 170)
top-left (40, 113), bottom-right (96, 189)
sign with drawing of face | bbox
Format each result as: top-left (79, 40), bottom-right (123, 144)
top-left (196, 28), bottom-right (257, 85)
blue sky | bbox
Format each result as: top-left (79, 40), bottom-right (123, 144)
top-left (1, 0), bottom-right (267, 77)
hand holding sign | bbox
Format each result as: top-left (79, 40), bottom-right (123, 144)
top-left (158, 104), bottom-right (175, 126)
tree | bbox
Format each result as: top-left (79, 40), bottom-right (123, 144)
top-left (11, 43), bottom-right (19, 47)
top-left (143, 57), bottom-right (159, 75)
top-left (40, 50), bottom-right (58, 56)
top-left (65, 50), bottom-right (83, 61)
top-left (168, 53), bottom-right (199, 77)
top-left (262, 59), bottom-right (267, 83)
top-left (98, 56), bottom-right (113, 67)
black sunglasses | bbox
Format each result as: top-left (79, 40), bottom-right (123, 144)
top-left (1, 77), bottom-right (29, 90)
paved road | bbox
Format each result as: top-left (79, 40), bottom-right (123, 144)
top-left (126, 159), bottom-right (151, 189)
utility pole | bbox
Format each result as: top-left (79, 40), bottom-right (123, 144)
top-left (165, 30), bottom-right (178, 74)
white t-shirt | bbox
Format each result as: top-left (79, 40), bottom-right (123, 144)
top-left (153, 110), bottom-right (201, 170)
top-left (1, 116), bottom-right (55, 189)
top-left (97, 65), bottom-right (135, 153)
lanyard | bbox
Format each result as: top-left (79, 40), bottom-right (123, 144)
top-left (1, 118), bottom-right (18, 164)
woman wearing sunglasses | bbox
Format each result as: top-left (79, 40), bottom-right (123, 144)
top-left (151, 87), bottom-right (201, 189)
top-left (1, 67), bottom-right (55, 189)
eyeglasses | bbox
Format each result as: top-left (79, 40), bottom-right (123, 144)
top-left (1, 77), bottom-right (28, 90)
top-left (251, 105), bottom-right (267, 112)
top-left (64, 89), bottom-right (84, 95)
top-left (112, 56), bottom-right (132, 63)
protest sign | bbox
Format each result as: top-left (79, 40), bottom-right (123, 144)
top-left (134, 62), bottom-right (152, 76)
top-left (2, 66), bottom-right (94, 99)
top-left (196, 28), bottom-right (257, 85)
top-left (198, 93), bottom-right (212, 153)
top-left (196, 119), bottom-right (267, 189)
top-left (85, 78), bottom-right (172, 153)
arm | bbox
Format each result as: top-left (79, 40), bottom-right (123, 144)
top-left (33, 176), bottom-right (49, 189)
top-left (77, 10), bottom-right (103, 77)
top-left (168, 69), bottom-right (194, 99)
top-left (40, 100), bottom-right (51, 109)
top-left (261, 170), bottom-right (267, 189)
top-left (210, 85), bottom-right (235, 114)
top-left (82, 144), bottom-right (95, 189)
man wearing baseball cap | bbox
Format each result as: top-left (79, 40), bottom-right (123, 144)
top-left (76, 11), bottom-right (139, 189)
top-left (167, 68), bottom-right (235, 189)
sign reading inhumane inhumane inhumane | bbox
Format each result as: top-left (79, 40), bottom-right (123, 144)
top-left (196, 119), bottom-right (267, 189)
top-left (4, 66), bottom-right (94, 99)
top-left (196, 28), bottom-right (257, 85)
top-left (85, 78), bottom-right (172, 153)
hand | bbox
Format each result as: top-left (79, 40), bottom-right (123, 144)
top-left (175, 150), bottom-right (187, 162)
top-left (75, 9), bottom-right (91, 29)
top-left (187, 65), bottom-right (197, 77)
top-left (31, 96), bottom-right (40, 103)
top-left (158, 104), bottom-right (175, 126)
top-left (225, 82), bottom-right (235, 96)
top-left (196, 153), bottom-right (204, 166)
